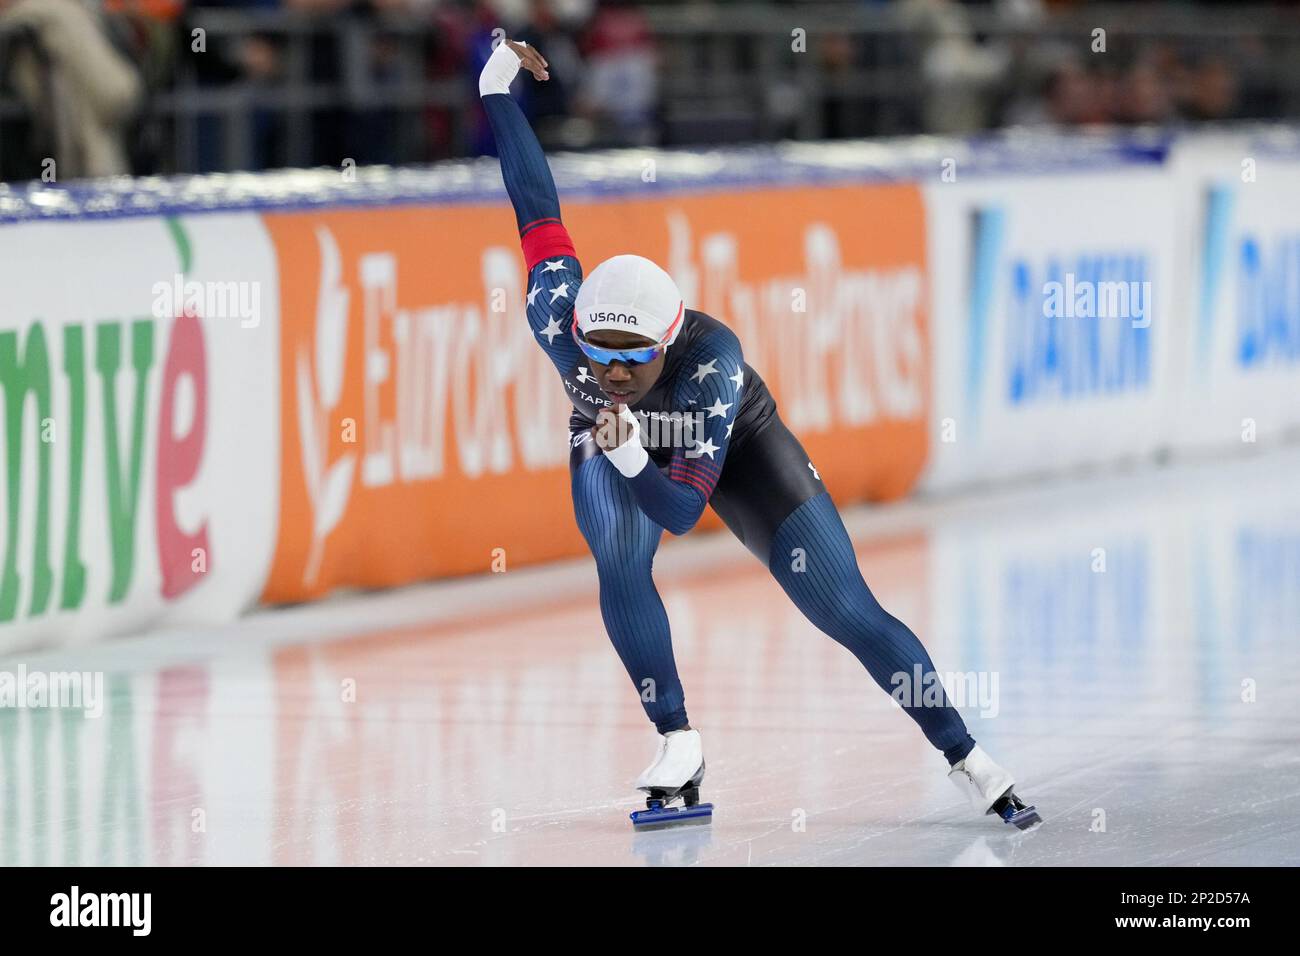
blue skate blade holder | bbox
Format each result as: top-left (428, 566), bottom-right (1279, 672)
top-left (630, 801), bottom-right (714, 831)
top-left (1000, 803), bottom-right (1042, 830)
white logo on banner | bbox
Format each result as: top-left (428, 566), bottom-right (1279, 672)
top-left (296, 226), bottom-right (357, 586)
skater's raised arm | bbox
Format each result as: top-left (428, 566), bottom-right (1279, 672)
top-left (480, 39), bottom-right (576, 269)
top-left (481, 38), bottom-right (582, 375)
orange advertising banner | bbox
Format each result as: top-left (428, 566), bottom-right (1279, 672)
top-left (261, 183), bottom-right (929, 603)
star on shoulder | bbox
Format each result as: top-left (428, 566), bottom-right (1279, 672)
top-left (691, 358), bottom-right (719, 384)
top-left (537, 314), bottom-right (565, 344)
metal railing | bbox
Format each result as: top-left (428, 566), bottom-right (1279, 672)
top-left (2, 3), bottom-right (1299, 180)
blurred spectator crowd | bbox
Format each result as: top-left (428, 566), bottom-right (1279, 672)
top-left (1, 0), bottom-right (1299, 182)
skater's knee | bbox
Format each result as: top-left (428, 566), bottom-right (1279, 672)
top-left (590, 534), bottom-right (656, 578)
top-left (796, 579), bottom-right (898, 646)
top-left (828, 563), bottom-right (892, 622)
top-left (782, 558), bottom-right (882, 616)
top-left (576, 502), bottom-right (647, 557)
top-left (819, 603), bottom-right (884, 644)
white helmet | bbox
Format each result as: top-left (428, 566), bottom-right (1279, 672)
top-left (574, 255), bottom-right (685, 347)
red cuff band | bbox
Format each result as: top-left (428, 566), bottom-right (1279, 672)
top-left (521, 221), bottom-right (577, 271)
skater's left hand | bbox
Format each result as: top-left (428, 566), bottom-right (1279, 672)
top-left (594, 404), bottom-right (638, 451)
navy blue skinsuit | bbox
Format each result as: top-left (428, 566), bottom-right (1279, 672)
top-left (485, 89), bottom-right (974, 763)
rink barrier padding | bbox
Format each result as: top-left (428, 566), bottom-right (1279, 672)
top-left (0, 214), bottom-right (278, 650)
top-left (1, 128), bottom-right (1299, 645)
top-left (260, 184), bottom-right (929, 601)
top-left (919, 130), bottom-right (1300, 491)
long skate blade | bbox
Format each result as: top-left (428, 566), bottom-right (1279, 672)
top-left (1001, 804), bottom-right (1042, 830)
top-left (630, 802), bottom-right (714, 831)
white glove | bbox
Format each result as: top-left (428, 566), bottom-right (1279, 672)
top-left (479, 39), bottom-right (525, 97)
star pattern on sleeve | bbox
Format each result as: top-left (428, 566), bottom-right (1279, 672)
top-left (691, 359), bottom-right (719, 384)
top-left (624, 329), bottom-right (748, 535)
top-left (704, 396), bottom-right (732, 419)
top-left (692, 436), bottom-right (720, 460)
top-left (670, 339), bottom-right (746, 493)
top-left (525, 255), bottom-right (582, 376)
top-left (537, 314), bottom-right (564, 344)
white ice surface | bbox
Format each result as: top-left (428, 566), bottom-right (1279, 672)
top-left (3, 448), bottom-right (1299, 866)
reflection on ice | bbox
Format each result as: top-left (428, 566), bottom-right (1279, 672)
top-left (1, 450), bottom-right (1297, 865)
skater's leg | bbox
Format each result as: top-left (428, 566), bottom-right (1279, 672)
top-left (572, 443), bottom-right (688, 734)
top-left (768, 492), bottom-right (974, 763)
top-left (708, 417), bottom-right (974, 764)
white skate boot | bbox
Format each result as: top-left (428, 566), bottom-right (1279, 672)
top-left (629, 729), bottom-right (713, 830)
top-left (948, 745), bottom-right (1041, 830)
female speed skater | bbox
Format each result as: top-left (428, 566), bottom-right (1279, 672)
top-left (480, 38), bottom-right (1039, 831)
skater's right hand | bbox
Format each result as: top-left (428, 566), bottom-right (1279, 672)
top-left (593, 404), bottom-right (638, 452)
top-left (504, 40), bottom-right (549, 82)
top-left (480, 38), bottom-right (549, 97)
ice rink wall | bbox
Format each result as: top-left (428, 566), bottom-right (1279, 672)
top-left (921, 129), bottom-right (1300, 490)
top-left (2, 128), bottom-right (1298, 650)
